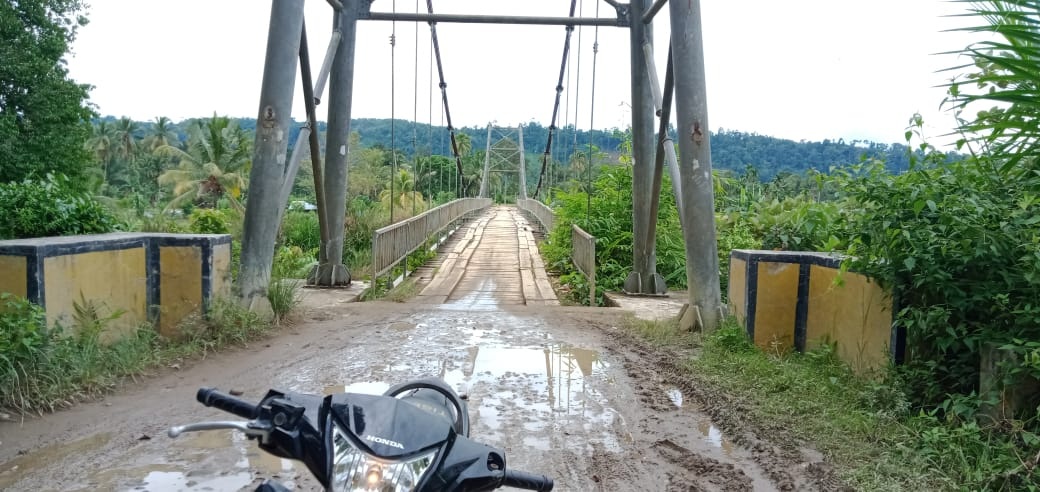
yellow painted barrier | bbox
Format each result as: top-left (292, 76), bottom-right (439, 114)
top-left (728, 250), bottom-right (899, 373)
top-left (0, 233), bottom-right (231, 341)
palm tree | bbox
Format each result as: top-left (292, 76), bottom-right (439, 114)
top-left (945, 0), bottom-right (1040, 174)
top-left (156, 114), bottom-right (251, 211)
top-left (143, 116), bottom-right (180, 152)
top-left (85, 121), bottom-right (115, 170)
top-left (379, 169), bottom-right (425, 219)
top-left (455, 132), bottom-right (472, 157)
top-left (112, 117), bottom-right (140, 162)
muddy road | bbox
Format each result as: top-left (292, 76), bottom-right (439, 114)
top-left (0, 207), bottom-right (831, 490)
top-left (0, 302), bottom-right (795, 491)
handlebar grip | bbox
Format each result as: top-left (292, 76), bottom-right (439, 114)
top-left (196, 387), bottom-right (258, 419)
top-left (502, 470), bottom-right (554, 491)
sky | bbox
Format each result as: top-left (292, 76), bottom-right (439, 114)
top-left (66, 0), bottom-right (980, 147)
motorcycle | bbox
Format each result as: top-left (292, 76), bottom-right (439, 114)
top-left (168, 377), bottom-right (554, 491)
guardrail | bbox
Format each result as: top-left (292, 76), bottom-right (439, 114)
top-left (517, 198), bottom-right (555, 233)
top-left (372, 198), bottom-right (492, 278)
top-left (571, 224), bottom-right (596, 306)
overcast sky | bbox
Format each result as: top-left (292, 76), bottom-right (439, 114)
top-left (66, 0), bottom-right (977, 146)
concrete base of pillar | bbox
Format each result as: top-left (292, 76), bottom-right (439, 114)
top-left (240, 293), bottom-right (274, 321)
top-left (308, 263), bottom-right (351, 287)
top-left (622, 271), bottom-right (668, 296)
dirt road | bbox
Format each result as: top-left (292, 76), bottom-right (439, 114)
top-left (0, 207), bottom-right (831, 491)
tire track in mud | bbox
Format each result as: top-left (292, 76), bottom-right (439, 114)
top-left (602, 326), bottom-right (853, 491)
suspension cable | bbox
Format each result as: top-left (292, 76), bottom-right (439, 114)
top-left (426, 0), bottom-right (465, 198)
top-left (571, 0), bottom-right (584, 191)
top-left (390, 0), bottom-right (397, 222)
top-left (532, 0), bottom-right (578, 199)
top-left (586, 0), bottom-right (601, 224)
top-left (428, 4), bottom-right (435, 203)
top-left (412, 0), bottom-right (419, 216)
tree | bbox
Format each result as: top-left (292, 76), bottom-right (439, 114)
top-left (85, 121), bottom-right (115, 170)
top-left (945, 0), bottom-right (1040, 175)
top-left (156, 114), bottom-right (251, 211)
top-left (143, 116), bottom-right (179, 152)
top-left (112, 117), bottom-right (140, 162)
top-left (379, 169), bottom-right (424, 218)
top-left (0, 0), bottom-right (94, 183)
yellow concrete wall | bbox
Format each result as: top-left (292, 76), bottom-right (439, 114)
top-left (43, 248), bottom-right (147, 341)
top-left (728, 257), bottom-right (747, 322)
top-left (159, 246), bottom-right (203, 338)
top-left (0, 255), bottom-right (27, 299)
top-left (753, 262), bottom-right (800, 351)
top-left (806, 266), bottom-right (893, 373)
top-left (212, 243), bottom-right (232, 298)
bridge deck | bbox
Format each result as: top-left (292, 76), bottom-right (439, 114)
top-left (415, 205), bottom-right (558, 307)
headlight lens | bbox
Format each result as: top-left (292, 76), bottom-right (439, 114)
top-left (331, 425), bottom-right (437, 491)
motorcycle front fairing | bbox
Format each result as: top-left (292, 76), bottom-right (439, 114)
top-left (253, 390), bottom-right (510, 491)
top-left (325, 392), bottom-right (511, 491)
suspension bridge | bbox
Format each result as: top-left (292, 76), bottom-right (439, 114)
top-left (238, 0), bottom-right (723, 331)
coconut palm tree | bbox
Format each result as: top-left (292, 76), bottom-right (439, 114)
top-left (143, 116), bottom-right (180, 152)
top-left (156, 114), bottom-right (251, 211)
top-left (112, 117), bottom-right (140, 162)
top-left (85, 120), bottom-right (115, 171)
top-left (379, 168), bottom-right (425, 219)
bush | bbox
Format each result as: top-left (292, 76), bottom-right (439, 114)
top-left (715, 215), bottom-right (760, 301)
top-left (281, 211), bottom-right (321, 251)
top-left (0, 174), bottom-right (117, 239)
top-left (189, 208), bottom-right (230, 235)
top-left (835, 156), bottom-right (1040, 408)
top-left (0, 294), bottom-right (50, 386)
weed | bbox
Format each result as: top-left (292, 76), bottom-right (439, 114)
top-left (268, 278), bottom-right (302, 325)
top-left (385, 279), bottom-right (420, 303)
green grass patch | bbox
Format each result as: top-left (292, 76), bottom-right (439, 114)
top-left (621, 317), bottom-right (1040, 491)
top-left (624, 315), bottom-right (700, 349)
top-left (689, 321), bottom-right (933, 490)
top-left (268, 278), bottom-right (302, 326)
top-left (0, 294), bottom-right (277, 416)
top-left (385, 278), bottom-right (421, 303)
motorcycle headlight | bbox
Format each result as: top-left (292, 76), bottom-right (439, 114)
top-left (331, 425), bottom-right (437, 491)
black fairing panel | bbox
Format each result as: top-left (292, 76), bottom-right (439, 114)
top-left (329, 393), bottom-right (451, 459)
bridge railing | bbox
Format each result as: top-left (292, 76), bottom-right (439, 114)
top-left (571, 224), bottom-right (596, 306)
top-left (372, 198), bottom-right (493, 278)
top-left (517, 198), bottom-right (555, 233)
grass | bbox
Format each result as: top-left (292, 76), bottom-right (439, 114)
top-left (268, 278), bottom-right (302, 325)
top-left (0, 295), bottom-right (279, 416)
top-left (384, 278), bottom-right (421, 303)
top-left (619, 316), bottom-right (968, 491)
top-left (632, 316), bottom-right (1040, 490)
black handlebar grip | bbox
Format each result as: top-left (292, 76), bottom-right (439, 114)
top-left (502, 470), bottom-right (554, 491)
top-left (196, 387), bottom-right (258, 419)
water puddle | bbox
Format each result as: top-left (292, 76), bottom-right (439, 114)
top-left (665, 388), bottom-right (735, 456)
top-left (0, 432), bottom-right (113, 489)
top-left (667, 388), bottom-right (684, 407)
top-left (74, 429), bottom-right (299, 491)
top-left (697, 419), bottom-right (734, 454)
top-left (437, 342), bottom-right (623, 453)
top-left (133, 468), bottom-right (253, 490)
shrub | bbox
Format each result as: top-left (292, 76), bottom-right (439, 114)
top-left (189, 208), bottom-right (230, 235)
top-left (835, 156), bottom-right (1040, 408)
top-left (281, 211), bottom-right (321, 251)
top-left (0, 174), bottom-right (117, 239)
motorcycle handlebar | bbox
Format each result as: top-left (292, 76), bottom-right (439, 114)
top-left (196, 387), bottom-right (258, 419)
top-left (502, 470), bottom-right (554, 491)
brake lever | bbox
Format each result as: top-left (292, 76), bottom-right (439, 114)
top-left (168, 420), bottom-right (272, 441)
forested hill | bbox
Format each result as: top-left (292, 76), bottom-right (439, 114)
top-left (101, 116), bottom-right (917, 178)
